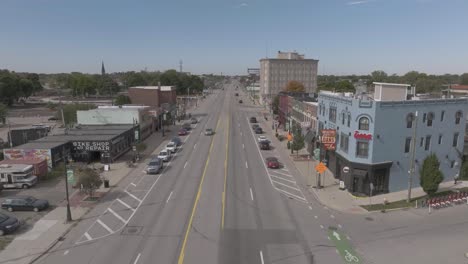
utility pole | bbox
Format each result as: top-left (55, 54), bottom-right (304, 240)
top-left (7, 117), bottom-right (12, 148)
top-left (63, 150), bottom-right (72, 222)
top-left (407, 111), bottom-right (418, 203)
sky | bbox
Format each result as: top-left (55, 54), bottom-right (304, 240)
top-left (1, 0), bottom-right (468, 75)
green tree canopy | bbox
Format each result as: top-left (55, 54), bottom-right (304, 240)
top-left (75, 167), bottom-right (102, 197)
top-left (335, 80), bottom-right (355, 93)
top-left (285, 80), bottom-right (305, 92)
top-left (459, 160), bottom-right (468, 180)
top-left (114, 95), bottom-right (131, 106)
top-left (0, 103), bottom-right (7, 124)
top-left (420, 154), bottom-right (444, 196)
top-left (460, 73), bottom-right (468, 85)
top-left (291, 123), bottom-right (305, 155)
top-left (272, 95), bottom-right (280, 115)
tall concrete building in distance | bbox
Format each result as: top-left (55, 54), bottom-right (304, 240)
top-left (259, 51), bottom-right (318, 105)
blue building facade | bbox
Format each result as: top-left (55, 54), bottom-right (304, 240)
top-left (317, 91), bottom-right (467, 196)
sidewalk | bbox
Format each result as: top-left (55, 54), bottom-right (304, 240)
top-left (258, 106), bottom-right (468, 214)
top-left (0, 119), bottom-right (184, 264)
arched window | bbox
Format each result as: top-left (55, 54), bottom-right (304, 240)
top-left (406, 113), bottom-right (414, 128)
top-left (358, 117), bottom-right (369, 130)
top-left (427, 112), bottom-right (434, 127)
top-left (455, 111), bottom-right (463, 125)
top-left (342, 112), bottom-right (345, 125)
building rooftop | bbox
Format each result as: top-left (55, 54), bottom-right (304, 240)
top-left (129, 86), bottom-right (175, 91)
top-left (0, 164), bottom-right (33, 173)
top-left (373, 82), bottom-right (412, 87)
top-left (97, 105), bottom-right (149, 109)
top-left (0, 158), bottom-right (46, 165)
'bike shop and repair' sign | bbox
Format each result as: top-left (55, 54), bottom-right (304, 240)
top-left (73, 141), bottom-right (110, 152)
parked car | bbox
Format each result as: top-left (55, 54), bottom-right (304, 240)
top-left (158, 150), bottom-right (171, 162)
top-left (182, 123), bottom-right (192, 131)
top-left (190, 118), bottom-right (198, 124)
top-left (178, 128), bottom-right (188, 136)
top-left (1, 196), bottom-right (49, 212)
top-left (235, 93), bottom-right (239, 96)
top-left (252, 124), bottom-right (260, 130)
top-left (239, 100), bottom-right (243, 103)
top-left (145, 158), bottom-right (163, 174)
top-left (171, 137), bottom-right (182, 146)
top-left (47, 116), bottom-right (58, 121)
top-left (259, 141), bottom-right (270, 150)
top-left (258, 136), bottom-right (269, 142)
top-left (166, 142), bottom-right (177, 153)
top-left (0, 212), bottom-right (20, 236)
top-left (255, 127), bottom-right (263, 134)
top-left (249, 117), bottom-right (257, 123)
top-left (266, 157), bottom-right (280, 169)
top-left (205, 128), bottom-right (214, 136)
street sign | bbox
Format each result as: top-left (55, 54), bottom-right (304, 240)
top-left (66, 169), bottom-right (74, 184)
top-left (315, 162), bottom-right (327, 174)
top-left (321, 129), bottom-right (336, 150)
top-left (343, 166), bottom-right (350, 174)
top-left (328, 228), bottom-right (362, 264)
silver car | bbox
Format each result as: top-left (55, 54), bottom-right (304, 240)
top-left (146, 158), bottom-right (163, 174)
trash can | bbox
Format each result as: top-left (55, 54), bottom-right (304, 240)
top-left (104, 179), bottom-right (110, 188)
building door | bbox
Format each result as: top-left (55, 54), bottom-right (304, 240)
top-left (352, 177), bottom-right (359, 193)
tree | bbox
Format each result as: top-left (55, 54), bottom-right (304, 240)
top-left (459, 160), bottom-right (468, 180)
top-left (291, 123), bottom-right (305, 156)
top-left (335, 80), bottom-right (355, 93)
top-left (59, 103), bottom-right (97, 126)
top-left (272, 95), bottom-right (280, 115)
top-left (420, 154), bottom-right (444, 196)
top-left (285, 81), bottom-right (305, 92)
top-left (369, 70), bottom-right (388, 85)
top-left (75, 166), bottom-right (103, 198)
top-left (114, 95), bottom-right (131, 106)
top-left (460, 73), bottom-right (468, 85)
top-left (0, 103), bottom-right (7, 124)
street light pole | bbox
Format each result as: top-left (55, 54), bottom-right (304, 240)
top-left (407, 111), bottom-right (418, 203)
top-left (63, 152), bottom-right (72, 222)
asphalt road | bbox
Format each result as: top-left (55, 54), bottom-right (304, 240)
top-left (33, 80), bottom-right (468, 264)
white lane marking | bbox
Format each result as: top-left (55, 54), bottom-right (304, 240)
top-left (125, 191), bottom-right (142, 203)
top-left (327, 236), bottom-right (331, 240)
top-left (260, 251), bottom-right (265, 264)
top-left (271, 180), bottom-right (301, 191)
top-left (84, 232), bottom-right (92, 241)
top-left (269, 170), bottom-right (294, 178)
top-left (347, 235), bottom-right (351, 240)
top-left (166, 191), bottom-right (173, 203)
top-left (338, 224), bottom-right (343, 229)
top-left (243, 144), bottom-right (245, 149)
top-left (275, 188), bottom-right (307, 201)
top-left (97, 219), bottom-right (114, 234)
top-left (184, 162), bottom-right (188, 169)
top-left (330, 215), bottom-right (335, 219)
top-left (308, 206), bottom-right (313, 210)
top-left (320, 225), bottom-right (324, 229)
top-left (240, 132), bottom-right (243, 136)
top-left (130, 183), bottom-right (136, 187)
top-left (281, 168), bottom-right (289, 172)
top-left (200, 132), bottom-right (203, 136)
top-left (63, 250), bottom-right (69, 256)
top-left (270, 174), bottom-right (297, 184)
top-left (116, 198), bottom-right (135, 211)
top-left (250, 188), bottom-right (254, 201)
top-left (314, 215), bottom-right (318, 219)
top-left (194, 143), bottom-right (197, 149)
top-left (108, 208), bottom-right (127, 223)
top-left (133, 253), bottom-right (141, 264)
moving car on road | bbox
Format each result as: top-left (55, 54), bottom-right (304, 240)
top-left (258, 136), bottom-right (269, 143)
top-left (259, 141), bottom-right (270, 150)
top-left (178, 128), bottom-right (188, 136)
top-left (166, 142), bottom-right (177, 153)
top-left (190, 118), bottom-right (198, 124)
top-left (266, 157), bottom-right (280, 169)
top-left (145, 158), bottom-right (163, 174)
top-left (249, 117), bottom-right (257, 123)
top-left (158, 150), bottom-right (171, 162)
top-left (1, 196), bottom-right (49, 212)
top-left (0, 212), bottom-right (20, 236)
top-left (205, 128), bottom-right (214, 136)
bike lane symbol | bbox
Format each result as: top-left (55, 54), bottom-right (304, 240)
top-left (328, 227), bottom-right (362, 263)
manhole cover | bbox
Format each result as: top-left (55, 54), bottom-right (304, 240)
top-left (365, 217), bottom-right (374, 221)
top-left (121, 226), bottom-right (143, 235)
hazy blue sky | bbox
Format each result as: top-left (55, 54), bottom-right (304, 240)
top-left (1, 0), bottom-right (467, 75)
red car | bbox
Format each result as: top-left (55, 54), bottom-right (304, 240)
top-left (178, 128), bottom-right (188, 136)
top-left (266, 157), bottom-right (280, 169)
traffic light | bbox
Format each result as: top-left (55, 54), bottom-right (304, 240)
top-left (313, 148), bottom-right (320, 161)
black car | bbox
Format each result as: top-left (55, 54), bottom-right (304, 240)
top-left (250, 117), bottom-right (257, 123)
top-left (239, 100), bottom-right (243, 103)
top-left (255, 127), bottom-right (263, 134)
top-left (252, 124), bottom-right (260, 130)
top-left (48, 116), bottom-right (58, 121)
top-left (182, 123), bottom-right (192, 131)
top-left (190, 118), bottom-right (198, 124)
top-left (235, 93), bottom-right (239, 96)
top-left (259, 141), bottom-right (270, 150)
top-left (0, 212), bottom-right (20, 236)
top-left (171, 136), bottom-right (182, 146)
top-left (1, 196), bottom-right (49, 212)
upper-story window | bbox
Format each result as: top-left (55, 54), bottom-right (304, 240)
top-left (427, 112), bottom-right (434, 127)
top-left (347, 114), bottom-right (351, 127)
top-left (455, 111), bottom-right (463, 125)
top-left (440, 111), bottom-right (445, 122)
top-left (329, 107), bottom-right (337, 123)
top-left (422, 113), bottom-right (427, 123)
top-left (341, 112), bottom-right (345, 125)
top-left (358, 117), bottom-right (369, 130)
top-left (406, 113), bottom-right (414, 128)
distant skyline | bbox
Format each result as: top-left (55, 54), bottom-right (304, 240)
top-left (1, 0), bottom-right (468, 75)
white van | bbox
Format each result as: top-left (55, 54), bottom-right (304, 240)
top-left (0, 164), bottom-right (38, 189)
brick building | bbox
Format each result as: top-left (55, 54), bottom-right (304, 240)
top-left (128, 86), bottom-right (177, 108)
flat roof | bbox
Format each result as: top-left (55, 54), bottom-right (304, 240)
top-left (129, 86), bottom-right (175, 91)
top-left (373, 82), bottom-right (411, 87)
top-left (0, 164), bottom-right (33, 172)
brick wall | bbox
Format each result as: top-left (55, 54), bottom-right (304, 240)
top-left (128, 88), bottom-right (159, 108)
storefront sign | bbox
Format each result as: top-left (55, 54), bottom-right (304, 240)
top-left (321, 129), bottom-right (336, 150)
top-left (343, 166), bottom-right (350, 174)
top-left (72, 141), bottom-right (110, 152)
top-left (354, 131), bottom-right (372, 140)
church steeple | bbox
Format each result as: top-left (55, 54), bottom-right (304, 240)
top-left (101, 61), bottom-right (106, 76)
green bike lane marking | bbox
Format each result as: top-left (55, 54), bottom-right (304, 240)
top-left (328, 227), bottom-right (362, 263)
